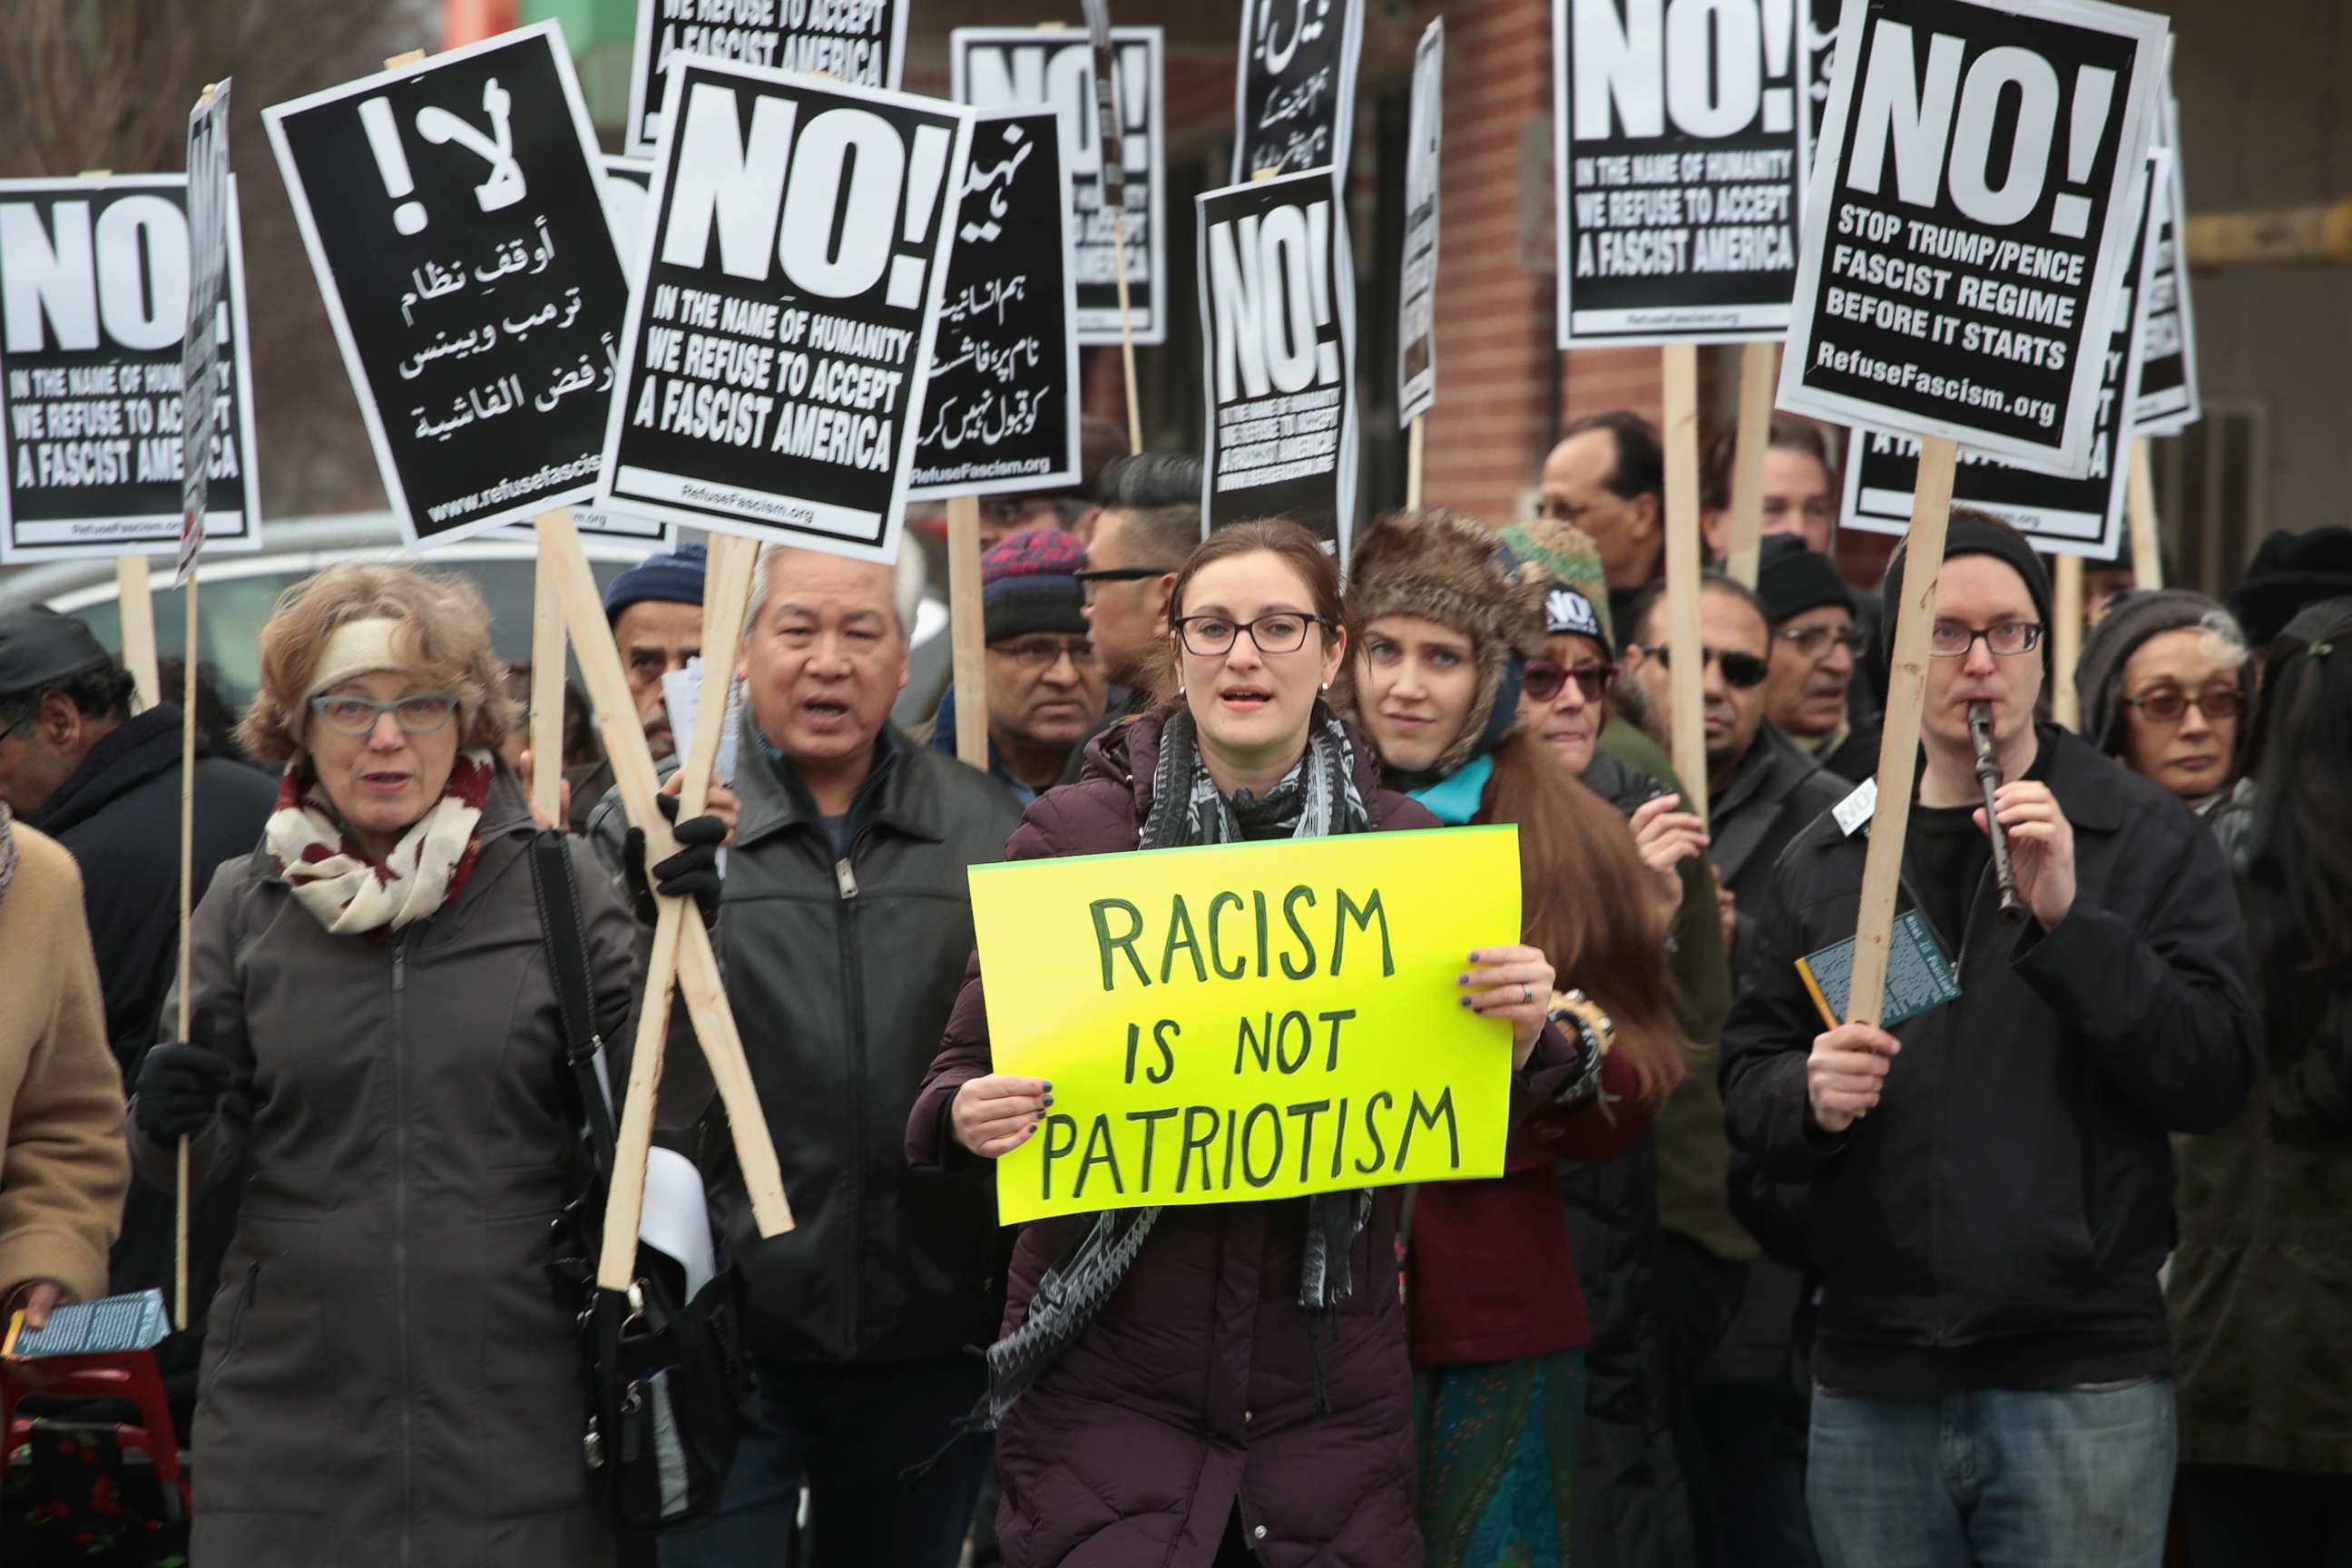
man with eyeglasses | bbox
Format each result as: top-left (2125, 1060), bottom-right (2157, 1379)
top-left (0, 606), bottom-right (272, 1426)
top-left (1622, 572), bottom-right (1848, 965)
top-left (1721, 512), bottom-right (2259, 1568)
top-left (1758, 535), bottom-right (1882, 786)
top-left (1539, 411), bottom-right (1668, 633)
top-left (923, 528), bottom-right (1105, 805)
top-left (1057, 455), bottom-right (1201, 788)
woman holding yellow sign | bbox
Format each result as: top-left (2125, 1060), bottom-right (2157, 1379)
top-left (911, 520), bottom-right (1555, 1568)
top-left (1340, 507), bottom-right (1684, 1567)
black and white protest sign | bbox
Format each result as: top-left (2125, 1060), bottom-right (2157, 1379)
top-left (1231, 0), bottom-right (1363, 182)
top-left (568, 157), bottom-right (671, 544)
top-left (908, 110), bottom-right (1081, 500)
top-left (0, 176), bottom-right (261, 564)
top-left (1778, 0), bottom-right (2166, 473)
top-left (625, 0), bottom-right (909, 153)
top-left (952, 26), bottom-right (1167, 346)
top-left (1553, 0), bottom-right (1810, 346)
top-left (2133, 81), bottom-right (2197, 432)
top-left (599, 59), bottom-right (971, 562)
top-left (180, 79), bottom-right (232, 584)
top-left (1396, 20), bottom-right (1442, 427)
top-left (265, 24), bottom-right (631, 546)
top-left (1843, 152), bottom-right (2156, 558)
top-left (1197, 170), bottom-right (1357, 554)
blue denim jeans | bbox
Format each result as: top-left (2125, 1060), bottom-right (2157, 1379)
top-left (1807, 1377), bottom-right (2177, 1568)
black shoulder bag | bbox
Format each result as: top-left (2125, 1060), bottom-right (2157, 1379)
top-left (526, 830), bottom-right (752, 1534)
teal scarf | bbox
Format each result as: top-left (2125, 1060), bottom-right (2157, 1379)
top-left (1411, 753), bottom-right (1494, 826)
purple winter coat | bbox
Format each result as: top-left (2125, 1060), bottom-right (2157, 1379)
top-left (908, 710), bottom-right (1437, 1568)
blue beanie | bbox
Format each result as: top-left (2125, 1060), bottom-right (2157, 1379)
top-left (981, 528), bottom-right (1089, 642)
top-left (604, 543), bottom-right (708, 625)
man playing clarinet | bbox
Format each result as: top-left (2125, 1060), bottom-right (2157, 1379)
top-left (1720, 511), bottom-right (2260, 1568)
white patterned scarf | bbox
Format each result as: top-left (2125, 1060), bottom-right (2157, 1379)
top-left (263, 751), bottom-right (495, 935)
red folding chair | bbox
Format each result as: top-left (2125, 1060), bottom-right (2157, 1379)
top-left (1, 1350), bottom-right (188, 1522)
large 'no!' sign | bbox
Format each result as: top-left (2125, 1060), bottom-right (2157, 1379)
top-left (1777, 0), bottom-right (2164, 473)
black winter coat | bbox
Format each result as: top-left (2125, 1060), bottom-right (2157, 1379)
top-left (595, 730), bottom-right (1023, 1365)
top-left (1721, 725), bottom-right (2259, 1377)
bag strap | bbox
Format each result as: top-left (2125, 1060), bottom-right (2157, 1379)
top-left (525, 829), bottom-right (620, 1178)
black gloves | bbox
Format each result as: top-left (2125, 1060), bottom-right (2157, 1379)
top-left (133, 1042), bottom-right (233, 1141)
top-left (623, 792), bottom-right (727, 927)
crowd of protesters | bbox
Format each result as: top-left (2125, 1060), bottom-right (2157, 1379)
top-left (4, 413), bottom-right (2350, 1568)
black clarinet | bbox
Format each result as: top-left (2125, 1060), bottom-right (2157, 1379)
top-left (1967, 701), bottom-right (2028, 923)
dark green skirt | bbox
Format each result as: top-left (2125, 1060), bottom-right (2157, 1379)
top-left (1414, 1349), bottom-right (1587, 1568)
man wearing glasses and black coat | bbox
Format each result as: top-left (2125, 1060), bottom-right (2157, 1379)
top-left (1719, 512), bottom-right (2260, 1568)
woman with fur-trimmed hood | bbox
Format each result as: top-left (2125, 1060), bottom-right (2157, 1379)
top-left (1336, 507), bottom-right (1686, 1566)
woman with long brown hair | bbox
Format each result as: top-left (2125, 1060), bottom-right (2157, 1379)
top-left (910, 519), bottom-right (1588, 1566)
top-left (1337, 506), bottom-right (1684, 1565)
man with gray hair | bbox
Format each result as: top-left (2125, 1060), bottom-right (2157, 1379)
top-left (592, 544), bottom-right (1019, 1568)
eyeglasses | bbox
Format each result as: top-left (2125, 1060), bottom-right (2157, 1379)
top-left (2123, 684), bottom-right (2244, 725)
top-left (309, 691), bottom-right (460, 737)
top-left (1929, 622), bottom-right (2044, 659)
top-left (1524, 659), bottom-right (1617, 703)
top-left (1776, 623), bottom-right (1868, 660)
top-left (1633, 644), bottom-right (1769, 690)
top-left (987, 636), bottom-right (1099, 671)
top-left (1073, 565), bottom-right (1174, 605)
top-left (1174, 612), bottom-right (1328, 657)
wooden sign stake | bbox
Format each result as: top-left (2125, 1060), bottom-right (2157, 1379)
top-left (2053, 553), bottom-right (2084, 730)
top-left (1722, 341), bottom-right (1779, 588)
top-left (1843, 436), bottom-right (1959, 1031)
top-left (114, 558), bottom-right (160, 710)
top-left (2126, 436), bottom-right (2162, 589)
top-left (946, 495), bottom-right (990, 770)
top-left (1405, 416), bottom-right (1426, 510)
top-left (535, 514), bottom-right (792, 1289)
top-left (1109, 214), bottom-right (1143, 456)
top-left (172, 563), bottom-right (198, 1329)
top-left (1661, 343), bottom-right (1709, 828)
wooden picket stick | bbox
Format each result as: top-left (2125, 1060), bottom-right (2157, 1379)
top-left (2053, 553), bottom-right (2084, 730)
top-left (536, 514), bottom-right (791, 1289)
top-left (946, 495), bottom-right (990, 769)
top-left (115, 559), bottom-right (160, 709)
top-left (173, 564), bottom-right (198, 1328)
top-left (528, 563), bottom-right (565, 825)
top-left (1844, 437), bottom-right (1958, 1033)
top-left (1661, 343), bottom-right (1709, 828)
top-left (1721, 342), bottom-right (1779, 588)
top-left (2126, 436), bottom-right (2163, 589)
top-left (1406, 416), bottom-right (1426, 510)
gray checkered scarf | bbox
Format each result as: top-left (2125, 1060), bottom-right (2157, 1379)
top-left (0, 804), bottom-right (15, 910)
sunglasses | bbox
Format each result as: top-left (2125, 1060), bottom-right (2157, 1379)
top-left (1634, 643), bottom-right (1769, 690)
top-left (2123, 684), bottom-right (2244, 725)
top-left (1524, 659), bottom-right (1616, 703)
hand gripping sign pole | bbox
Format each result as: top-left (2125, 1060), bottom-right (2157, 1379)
top-left (1843, 438), bottom-right (1958, 1038)
top-left (1722, 344), bottom-right (1781, 590)
top-left (535, 515), bottom-right (793, 1287)
top-left (1661, 344), bottom-right (1710, 828)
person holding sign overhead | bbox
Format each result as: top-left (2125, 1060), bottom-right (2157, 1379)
top-left (1719, 513), bottom-right (2260, 1568)
top-left (912, 520), bottom-right (1520, 1568)
top-left (124, 565), bottom-right (639, 1567)
top-left (1336, 507), bottom-right (1685, 1565)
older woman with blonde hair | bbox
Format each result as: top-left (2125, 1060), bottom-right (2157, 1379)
top-left (128, 563), bottom-right (641, 1567)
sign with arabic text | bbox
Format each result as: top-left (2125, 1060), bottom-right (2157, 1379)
top-left (952, 25), bottom-right (1167, 346)
top-left (909, 110), bottom-right (1080, 500)
top-left (970, 826), bottom-right (1519, 1224)
top-left (0, 175), bottom-right (263, 564)
top-left (599, 58), bottom-right (972, 562)
top-left (264, 24), bottom-right (631, 545)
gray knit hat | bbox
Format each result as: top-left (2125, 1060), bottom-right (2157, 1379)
top-left (2076, 588), bottom-right (2249, 757)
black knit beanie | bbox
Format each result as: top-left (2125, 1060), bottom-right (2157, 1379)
top-left (1880, 511), bottom-right (2056, 682)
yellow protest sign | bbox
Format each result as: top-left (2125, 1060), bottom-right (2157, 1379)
top-left (968, 825), bottom-right (1522, 1224)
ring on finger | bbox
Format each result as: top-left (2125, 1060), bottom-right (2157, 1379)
top-left (1521, 983), bottom-right (1534, 1005)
